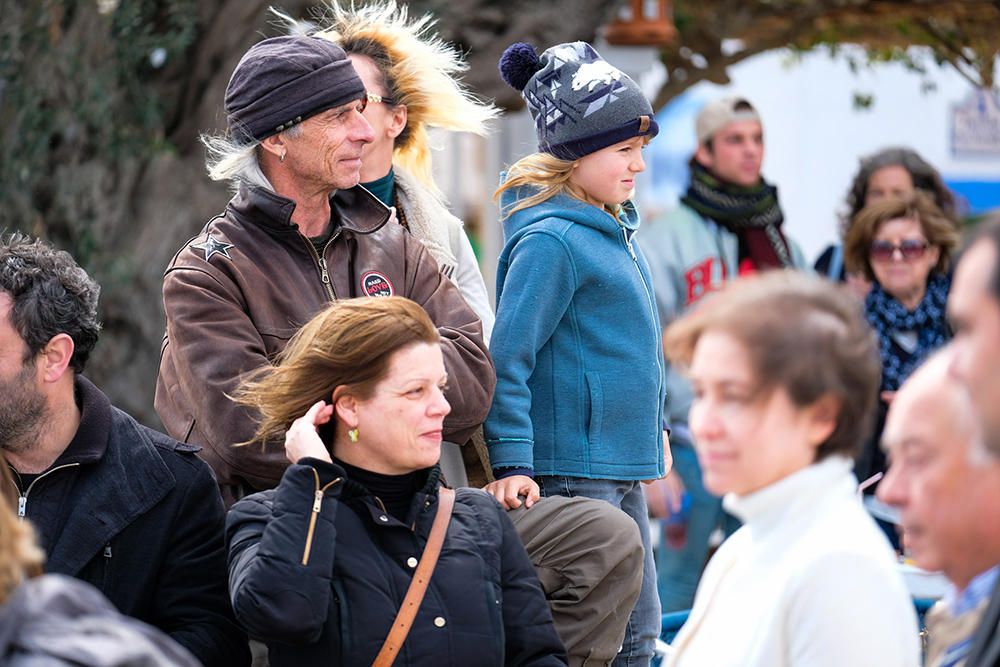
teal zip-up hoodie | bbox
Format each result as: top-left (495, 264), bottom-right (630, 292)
top-left (485, 184), bottom-right (666, 480)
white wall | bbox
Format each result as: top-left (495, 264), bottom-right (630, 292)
top-left (644, 47), bottom-right (1000, 263)
top-left (433, 45), bottom-right (1000, 301)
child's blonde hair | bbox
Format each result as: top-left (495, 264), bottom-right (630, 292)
top-left (493, 152), bottom-right (578, 218)
top-left (495, 136), bottom-right (651, 218)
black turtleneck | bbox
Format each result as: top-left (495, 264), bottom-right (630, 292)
top-left (334, 458), bottom-right (425, 521)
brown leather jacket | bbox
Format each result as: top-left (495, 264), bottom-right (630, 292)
top-left (155, 184), bottom-right (495, 505)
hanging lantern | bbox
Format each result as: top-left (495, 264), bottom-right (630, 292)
top-left (604, 0), bottom-right (676, 46)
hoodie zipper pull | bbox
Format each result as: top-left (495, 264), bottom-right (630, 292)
top-left (623, 229), bottom-right (637, 262)
top-left (17, 496), bottom-right (26, 518)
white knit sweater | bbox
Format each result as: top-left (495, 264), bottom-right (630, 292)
top-left (667, 456), bottom-right (920, 667)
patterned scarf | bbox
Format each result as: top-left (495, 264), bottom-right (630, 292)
top-left (865, 273), bottom-right (951, 392)
top-left (682, 163), bottom-right (792, 269)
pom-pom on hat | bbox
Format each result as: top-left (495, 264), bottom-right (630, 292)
top-left (225, 35), bottom-right (366, 144)
top-left (498, 41), bottom-right (658, 160)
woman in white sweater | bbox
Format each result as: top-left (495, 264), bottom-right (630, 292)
top-left (663, 272), bottom-right (920, 667)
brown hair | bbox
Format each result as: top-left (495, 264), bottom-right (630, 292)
top-left (0, 454), bottom-right (45, 604)
top-left (844, 190), bottom-right (960, 282)
top-left (664, 271), bottom-right (881, 461)
top-left (841, 146), bottom-right (958, 235)
top-left (234, 297), bottom-right (439, 446)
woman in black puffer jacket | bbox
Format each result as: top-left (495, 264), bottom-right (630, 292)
top-left (225, 297), bottom-right (567, 667)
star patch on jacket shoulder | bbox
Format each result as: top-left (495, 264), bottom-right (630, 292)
top-left (191, 235), bottom-right (234, 262)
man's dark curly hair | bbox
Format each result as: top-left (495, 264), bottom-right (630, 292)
top-left (0, 233), bottom-right (101, 373)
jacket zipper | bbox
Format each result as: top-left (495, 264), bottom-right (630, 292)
top-left (622, 227), bottom-right (666, 456)
top-left (13, 463), bottom-right (82, 519)
top-left (301, 234), bottom-right (340, 302)
top-left (622, 227), bottom-right (638, 263)
top-left (302, 468), bottom-right (342, 565)
top-left (411, 497), bottom-right (432, 532)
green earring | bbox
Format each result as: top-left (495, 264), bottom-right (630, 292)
top-left (348, 428), bottom-right (359, 443)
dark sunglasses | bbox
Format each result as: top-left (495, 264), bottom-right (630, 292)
top-left (869, 239), bottom-right (929, 262)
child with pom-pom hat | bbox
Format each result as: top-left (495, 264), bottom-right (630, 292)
top-left (484, 40), bottom-right (669, 667)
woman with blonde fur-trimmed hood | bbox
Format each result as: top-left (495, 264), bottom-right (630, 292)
top-left (274, 1), bottom-right (497, 340)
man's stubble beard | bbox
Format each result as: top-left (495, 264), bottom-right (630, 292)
top-left (0, 363), bottom-right (49, 457)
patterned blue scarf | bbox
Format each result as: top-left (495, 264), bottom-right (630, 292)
top-left (865, 273), bottom-right (951, 392)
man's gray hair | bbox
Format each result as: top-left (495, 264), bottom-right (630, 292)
top-left (200, 124), bottom-right (303, 192)
top-left (910, 348), bottom-right (998, 467)
top-left (968, 434), bottom-right (997, 467)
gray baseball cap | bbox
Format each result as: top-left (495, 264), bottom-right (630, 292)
top-left (695, 96), bottom-right (761, 144)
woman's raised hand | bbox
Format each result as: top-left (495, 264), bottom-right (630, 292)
top-left (284, 400), bottom-right (335, 464)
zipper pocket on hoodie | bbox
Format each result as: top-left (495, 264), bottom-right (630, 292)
top-left (302, 469), bottom-right (342, 565)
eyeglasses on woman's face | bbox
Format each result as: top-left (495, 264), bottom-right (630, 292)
top-left (869, 238), bottom-right (930, 263)
top-left (365, 92), bottom-right (396, 107)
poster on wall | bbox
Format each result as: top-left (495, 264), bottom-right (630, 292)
top-left (952, 89), bottom-right (1000, 156)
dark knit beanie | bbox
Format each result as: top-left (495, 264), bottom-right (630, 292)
top-left (225, 35), bottom-right (366, 144)
top-left (499, 41), bottom-right (658, 160)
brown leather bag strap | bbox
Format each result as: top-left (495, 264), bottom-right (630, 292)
top-left (371, 487), bottom-right (456, 667)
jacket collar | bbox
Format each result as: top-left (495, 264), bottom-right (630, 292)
top-left (722, 456), bottom-right (855, 532)
top-left (46, 380), bottom-right (176, 575)
top-left (340, 464), bottom-right (442, 529)
top-left (339, 464), bottom-right (441, 501)
top-left (228, 183), bottom-right (392, 236)
top-left (51, 375), bottom-right (111, 467)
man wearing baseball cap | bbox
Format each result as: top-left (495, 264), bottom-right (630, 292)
top-left (643, 96), bottom-right (808, 613)
top-left (155, 35), bottom-right (494, 506)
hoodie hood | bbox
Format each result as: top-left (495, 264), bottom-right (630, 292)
top-left (498, 174), bottom-right (640, 242)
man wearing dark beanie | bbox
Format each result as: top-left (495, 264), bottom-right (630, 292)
top-left (155, 35), bottom-right (494, 508)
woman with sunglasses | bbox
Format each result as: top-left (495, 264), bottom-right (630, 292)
top-left (843, 191), bottom-right (959, 503)
top-left (814, 146), bottom-right (959, 296)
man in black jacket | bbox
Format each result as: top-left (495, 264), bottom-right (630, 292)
top-left (0, 233), bottom-right (249, 667)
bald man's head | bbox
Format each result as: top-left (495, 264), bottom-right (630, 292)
top-left (878, 349), bottom-right (1000, 589)
top-left (949, 231), bottom-right (1000, 456)
top-left (887, 351), bottom-right (980, 458)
